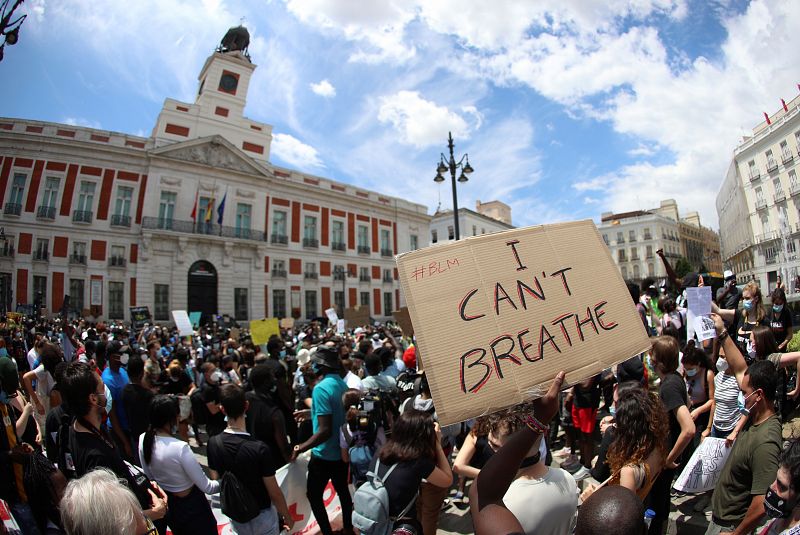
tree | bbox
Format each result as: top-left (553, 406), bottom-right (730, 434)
top-left (674, 257), bottom-right (693, 279)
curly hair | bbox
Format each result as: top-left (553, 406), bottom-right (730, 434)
top-left (469, 406), bottom-right (527, 440)
top-left (606, 388), bottom-right (668, 473)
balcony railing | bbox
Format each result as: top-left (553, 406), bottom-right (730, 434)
top-left (631, 255), bottom-right (640, 261)
top-left (755, 198), bottom-right (768, 210)
top-left (33, 250), bottom-right (49, 261)
top-left (69, 254), bottom-right (87, 265)
top-left (272, 270), bottom-right (287, 278)
top-left (72, 210), bottom-right (93, 223)
top-left (37, 205), bottom-right (56, 220)
top-left (767, 159), bottom-right (778, 173)
top-left (791, 182), bottom-right (800, 197)
top-left (0, 246), bottom-right (14, 258)
top-left (749, 170), bottom-right (761, 182)
top-left (331, 241), bottom-right (346, 251)
top-left (618, 256), bottom-right (627, 263)
top-left (380, 248), bottom-right (393, 257)
top-left (3, 202), bottom-right (21, 216)
top-left (304, 272), bottom-right (318, 279)
top-left (643, 233), bottom-right (652, 240)
top-left (271, 234), bottom-right (288, 245)
top-left (782, 151), bottom-right (794, 164)
top-left (302, 238), bottom-right (319, 248)
top-left (775, 191), bottom-right (786, 203)
top-left (756, 231), bottom-right (779, 244)
top-left (359, 275), bottom-right (371, 282)
top-left (617, 237), bottom-right (625, 244)
top-left (766, 256), bottom-right (778, 265)
top-left (358, 245), bottom-right (371, 254)
top-left (382, 276), bottom-right (393, 283)
top-left (110, 214), bottom-right (131, 227)
top-left (141, 217), bottom-right (265, 242)
top-left (109, 256), bottom-right (127, 267)
top-left (629, 236), bottom-right (637, 242)
top-left (646, 253), bottom-right (654, 259)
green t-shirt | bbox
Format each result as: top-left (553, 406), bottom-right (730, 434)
top-left (711, 413), bottom-right (782, 523)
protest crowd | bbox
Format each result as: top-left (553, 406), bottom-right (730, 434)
top-left (2, 248), bottom-right (800, 535)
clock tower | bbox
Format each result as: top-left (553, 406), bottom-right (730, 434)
top-left (151, 26), bottom-right (273, 162)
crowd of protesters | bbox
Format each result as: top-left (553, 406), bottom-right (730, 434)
top-left (1, 248), bottom-right (800, 535)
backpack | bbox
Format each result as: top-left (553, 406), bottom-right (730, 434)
top-left (352, 459), bottom-right (417, 535)
top-left (55, 409), bottom-right (77, 481)
top-left (209, 434), bottom-right (262, 523)
top-left (343, 422), bottom-right (378, 487)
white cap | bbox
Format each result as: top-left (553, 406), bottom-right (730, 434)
top-left (354, 327), bottom-right (364, 335)
top-left (724, 270), bottom-right (734, 280)
top-left (298, 332), bottom-right (307, 341)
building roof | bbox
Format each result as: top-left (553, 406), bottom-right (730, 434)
top-left (600, 210), bottom-right (652, 222)
top-left (431, 207), bottom-right (515, 229)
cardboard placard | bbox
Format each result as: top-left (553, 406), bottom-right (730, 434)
top-left (673, 437), bottom-right (731, 493)
top-left (129, 306), bottom-right (151, 330)
top-left (392, 307), bottom-right (414, 336)
top-left (343, 306), bottom-right (370, 328)
top-left (251, 318), bottom-right (280, 345)
top-left (396, 220), bottom-right (651, 426)
top-left (171, 310), bottom-right (194, 337)
top-left (229, 327), bottom-right (240, 342)
top-left (325, 307), bottom-right (339, 326)
top-left (280, 317), bottom-right (295, 329)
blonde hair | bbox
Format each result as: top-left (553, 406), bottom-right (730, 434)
top-left (743, 281), bottom-right (765, 322)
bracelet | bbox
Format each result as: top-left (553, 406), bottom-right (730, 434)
top-left (717, 331), bottom-right (729, 342)
top-left (522, 414), bottom-right (549, 435)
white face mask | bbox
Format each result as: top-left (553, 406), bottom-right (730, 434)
top-left (120, 353), bottom-right (129, 366)
top-left (716, 357), bottom-right (729, 373)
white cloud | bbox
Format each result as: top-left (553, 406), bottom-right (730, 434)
top-left (271, 133), bottom-right (325, 170)
top-left (627, 143), bottom-right (659, 157)
top-left (377, 90), bottom-right (474, 148)
top-left (62, 117), bottom-right (102, 129)
top-left (310, 79), bottom-right (336, 98)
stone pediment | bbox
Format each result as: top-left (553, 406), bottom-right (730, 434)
top-left (150, 135), bottom-right (270, 177)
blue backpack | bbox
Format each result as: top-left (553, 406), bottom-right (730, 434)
top-left (352, 459), bottom-right (417, 535)
top-left (343, 423), bottom-right (377, 487)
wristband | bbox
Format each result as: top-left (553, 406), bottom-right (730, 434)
top-left (522, 414), bottom-right (549, 435)
top-left (717, 331), bottom-right (729, 342)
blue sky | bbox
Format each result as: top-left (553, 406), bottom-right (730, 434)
top-left (2, 0), bottom-right (799, 229)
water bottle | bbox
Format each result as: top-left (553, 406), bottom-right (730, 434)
top-left (644, 509), bottom-right (656, 529)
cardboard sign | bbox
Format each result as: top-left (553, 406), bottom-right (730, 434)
top-left (129, 306), bottom-right (151, 330)
top-left (171, 310), bottom-right (194, 337)
top-left (396, 220), bottom-right (651, 426)
top-left (392, 307), bottom-right (414, 336)
top-left (280, 317), bottom-right (295, 329)
top-left (229, 327), bottom-right (240, 342)
top-left (673, 437), bottom-right (731, 493)
top-left (343, 306), bottom-right (370, 328)
top-left (250, 318), bottom-right (280, 345)
top-left (325, 307), bottom-right (339, 326)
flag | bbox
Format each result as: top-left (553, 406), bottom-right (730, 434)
top-left (204, 198), bottom-right (214, 222)
top-left (782, 99), bottom-right (789, 112)
top-left (217, 189), bottom-right (227, 225)
top-left (764, 112), bottom-right (771, 125)
top-left (190, 189), bottom-right (199, 222)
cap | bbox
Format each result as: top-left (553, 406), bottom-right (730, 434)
top-left (312, 345), bottom-right (341, 371)
top-left (724, 270), bottom-right (735, 280)
top-left (616, 356), bottom-right (645, 384)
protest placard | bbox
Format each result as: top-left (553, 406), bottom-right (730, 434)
top-left (129, 306), bottom-right (151, 330)
top-left (250, 318), bottom-right (280, 345)
top-left (324, 307), bottom-right (339, 326)
top-left (171, 310), bottom-right (194, 337)
top-left (336, 319), bottom-right (345, 334)
top-left (686, 286), bottom-right (713, 342)
top-left (229, 327), bottom-right (240, 342)
top-left (673, 437), bottom-right (731, 493)
top-left (189, 311), bottom-right (202, 328)
top-left (280, 317), bottom-right (295, 329)
top-left (343, 306), bottom-right (370, 327)
top-left (396, 220), bottom-right (651, 426)
top-left (392, 307), bottom-right (414, 336)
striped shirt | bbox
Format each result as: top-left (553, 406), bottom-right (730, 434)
top-left (713, 372), bottom-right (741, 432)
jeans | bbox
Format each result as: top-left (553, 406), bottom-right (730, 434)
top-left (703, 517), bottom-right (737, 535)
top-left (647, 467), bottom-right (675, 535)
top-left (230, 506), bottom-right (279, 535)
top-left (711, 426), bottom-right (733, 439)
top-left (306, 455), bottom-right (353, 535)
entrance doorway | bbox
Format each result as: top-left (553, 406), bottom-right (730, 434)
top-left (188, 260), bottom-right (218, 326)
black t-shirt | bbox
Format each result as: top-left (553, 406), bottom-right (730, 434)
top-left (122, 383), bottom-right (154, 440)
top-left (45, 404), bottom-right (68, 465)
top-left (733, 309), bottom-right (769, 355)
top-left (245, 391), bottom-right (287, 470)
top-left (69, 427), bottom-right (150, 509)
top-left (468, 436), bottom-right (494, 470)
top-left (659, 372), bottom-right (688, 455)
top-left (159, 372), bottom-right (192, 395)
top-left (202, 384), bottom-right (226, 436)
top-left (574, 375), bottom-right (601, 408)
top-left (591, 425), bottom-right (616, 482)
top-left (371, 457), bottom-right (435, 518)
top-left (768, 307), bottom-right (794, 346)
top-left (207, 432), bottom-right (276, 509)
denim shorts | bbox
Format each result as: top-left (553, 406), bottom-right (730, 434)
top-left (230, 505), bottom-right (279, 535)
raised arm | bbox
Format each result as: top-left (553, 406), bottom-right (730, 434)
top-left (656, 249), bottom-right (682, 290)
top-left (711, 313), bottom-right (747, 386)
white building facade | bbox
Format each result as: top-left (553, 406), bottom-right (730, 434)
top-left (429, 202), bottom-right (514, 245)
top-left (717, 94), bottom-right (800, 290)
top-left (0, 33), bottom-right (430, 323)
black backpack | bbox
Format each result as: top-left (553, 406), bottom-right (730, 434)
top-left (209, 434), bottom-right (262, 523)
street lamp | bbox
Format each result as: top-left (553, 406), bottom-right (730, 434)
top-left (0, 0), bottom-right (27, 62)
top-left (434, 131), bottom-right (474, 241)
top-left (332, 265), bottom-right (353, 315)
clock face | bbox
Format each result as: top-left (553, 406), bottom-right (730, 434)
top-left (219, 73), bottom-right (238, 92)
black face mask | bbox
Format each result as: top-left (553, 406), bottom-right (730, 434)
top-left (520, 452), bottom-right (541, 469)
top-left (764, 487), bottom-right (797, 519)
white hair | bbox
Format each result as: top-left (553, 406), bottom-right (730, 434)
top-left (60, 468), bottom-right (141, 535)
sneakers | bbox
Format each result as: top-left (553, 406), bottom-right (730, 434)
top-left (572, 466), bottom-right (591, 481)
top-left (560, 455), bottom-right (581, 473)
top-left (554, 446), bottom-right (573, 457)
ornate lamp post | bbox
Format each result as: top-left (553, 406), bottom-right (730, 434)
top-left (0, 0), bottom-right (27, 62)
top-left (434, 132), bottom-right (474, 241)
top-left (332, 265), bottom-right (354, 315)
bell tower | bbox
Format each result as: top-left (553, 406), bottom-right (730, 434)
top-left (152, 25), bottom-right (273, 162)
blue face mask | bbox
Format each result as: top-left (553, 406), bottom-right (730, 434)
top-left (279, 350), bottom-right (287, 359)
top-left (743, 299), bottom-right (753, 311)
top-left (686, 368), bottom-right (698, 377)
top-left (774, 304), bottom-right (784, 313)
top-left (609, 405), bottom-right (616, 417)
top-left (738, 390), bottom-right (758, 416)
top-left (0, 390), bottom-right (8, 405)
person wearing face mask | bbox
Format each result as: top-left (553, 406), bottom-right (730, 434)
top-left (681, 341), bottom-right (715, 452)
top-left (761, 439), bottom-right (800, 534)
top-left (200, 362), bottom-right (227, 438)
top-left (61, 361), bottom-right (168, 529)
top-left (705, 313), bottom-right (782, 535)
top-left (101, 341), bottom-right (133, 460)
top-left (139, 395), bottom-right (219, 535)
top-left (702, 346), bottom-right (748, 447)
top-left (769, 288), bottom-right (794, 353)
top-left (245, 364), bottom-right (291, 470)
top-left (713, 281), bottom-right (768, 364)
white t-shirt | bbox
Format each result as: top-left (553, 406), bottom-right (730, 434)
top-left (33, 364), bottom-right (54, 399)
top-left (26, 348), bottom-right (38, 370)
top-left (345, 371), bottom-right (364, 391)
top-left (138, 434), bottom-right (220, 494)
top-left (504, 467), bottom-right (578, 535)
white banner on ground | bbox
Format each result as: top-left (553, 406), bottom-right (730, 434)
top-left (205, 453), bottom-right (346, 535)
top-left (673, 437), bottom-right (731, 493)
